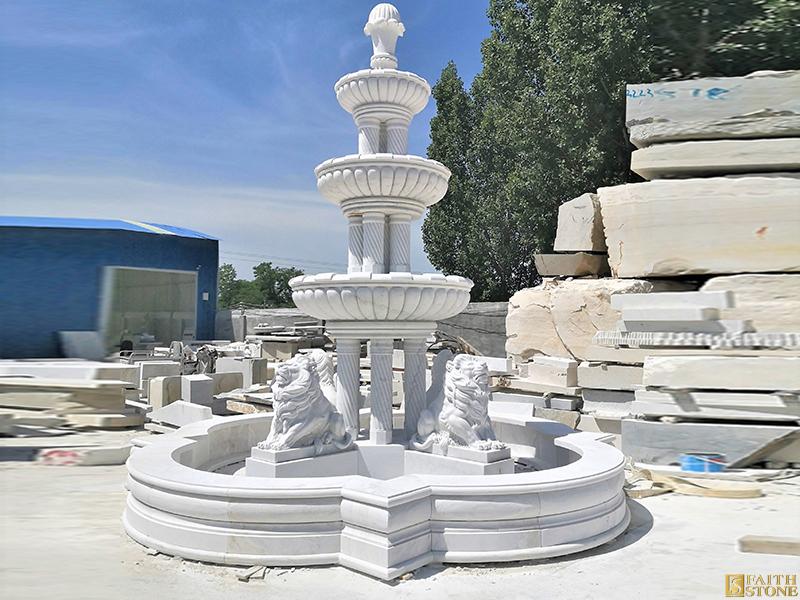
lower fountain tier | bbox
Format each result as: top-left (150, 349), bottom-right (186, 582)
top-left (315, 154), bottom-right (451, 218)
top-left (290, 272), bottom-right (472, 323)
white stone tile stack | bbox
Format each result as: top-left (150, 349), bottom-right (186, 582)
top-left (504, 70), bottom-right (800, 461)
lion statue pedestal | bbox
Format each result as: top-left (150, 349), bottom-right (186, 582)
top-left (408, 353), bottom-right (513, 474)
top-left (245, 352), bottom-right (355, 478)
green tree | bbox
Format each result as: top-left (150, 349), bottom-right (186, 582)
top-left (648, 0), bottom-right (800, 79)
top-left (217, 263), bottom-right (237, 308)
top-left (216, 261), bottom-right (304, 308)
top-left (423, 0), bottom-right (651, 301)
top-left (253, 262), bottom-right (304, 307)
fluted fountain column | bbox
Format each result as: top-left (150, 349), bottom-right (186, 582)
top-left (362, 211), bottom-right (386, 274)
top-left (347, 215), bottom-right (363, 273)
top-left (402, 337), bottom-right (427, 440)
top-left (335, 338), bottom-right (362, 438)
top-left (368, 339), bottom-right (394, 444)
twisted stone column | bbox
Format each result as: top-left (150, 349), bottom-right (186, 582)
top-left (368, 339), bottom-right (394, 444)
top-left (357, 117), bottom-right (381, 154)
top-left (362, 212), bottom-right (386, 274)
top-left (388, 214), bottom-right (411, 272)
top-left (347, 215), bottom-right (363, 273)
top-left (335, 338), bottom-right (362, 439)
top-left (386, 119), bottom-right (409, 154)
top-left (402, 337), bottom-right (427, 441)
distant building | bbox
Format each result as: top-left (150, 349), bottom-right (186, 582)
top-left (0, 216), bottom-right (218, 358)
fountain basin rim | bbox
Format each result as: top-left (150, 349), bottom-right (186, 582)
top-left (126, 413), bottom-right (625, 498)
top-left (335, 68), bottom-right (431, 115)
top-left (290, 272), bottom-right (473, 288)
top-left (315, 153), bottom-right (450, 176)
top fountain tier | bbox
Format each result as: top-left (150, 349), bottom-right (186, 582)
top-left (334, 3), bottom-right (431, 155)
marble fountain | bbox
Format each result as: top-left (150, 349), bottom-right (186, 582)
top-left (123, 4), bottom-right (630, 580)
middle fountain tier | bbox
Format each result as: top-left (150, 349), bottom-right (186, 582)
top-left (290, 3), bottom-right (473, 445)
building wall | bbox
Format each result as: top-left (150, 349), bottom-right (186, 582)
top-left (0, 227), bottom-right (218, 358)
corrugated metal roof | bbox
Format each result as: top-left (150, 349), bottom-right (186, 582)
top-left (0, 216), bottom-right (217, 240)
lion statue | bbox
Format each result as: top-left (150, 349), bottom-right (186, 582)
top-left (258, 354), bottom-right (353, 454)
top-left (412, 353), bottom-right (505, 451)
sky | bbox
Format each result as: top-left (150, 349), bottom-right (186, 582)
top-left (0, 1), bottom-right (491, 277)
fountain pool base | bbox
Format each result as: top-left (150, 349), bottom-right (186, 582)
top-left (123, 410), bottom-right (630, 580)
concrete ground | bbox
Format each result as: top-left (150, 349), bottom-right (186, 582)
top-left (1, 435), bottom-right (799, 600)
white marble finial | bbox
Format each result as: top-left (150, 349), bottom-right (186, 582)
top-left (363, 3), bottom-right (405, 69)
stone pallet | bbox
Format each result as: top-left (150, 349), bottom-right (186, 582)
top-left (594, 330), bottom-right (800, 350)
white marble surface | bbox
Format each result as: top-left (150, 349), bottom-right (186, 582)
top-left (124, 408), bottom-right (629, 580)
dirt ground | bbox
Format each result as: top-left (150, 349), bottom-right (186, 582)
top-left (1, 435), bottom-right (799, 600)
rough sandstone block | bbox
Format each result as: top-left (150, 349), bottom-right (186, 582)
top-left (553, 193), bottom-right (606, 252)
top-left (631, 138), bottom-right (800, 180)
top-left (506, 278), bottom-right (692, 364)
top-left (701, 274), bottom-right (800, 333)
top-left (534, 253), bottom-right (609, 277)
top-left (625, 70), bottom-right (800, 148)
top-left (598, 176), bottom-right (800, 278)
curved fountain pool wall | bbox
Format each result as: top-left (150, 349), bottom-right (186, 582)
top-left (124, 412), bottom-right (630, 580)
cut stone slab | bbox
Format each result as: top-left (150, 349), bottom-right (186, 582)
top-left (632, 388), bottom-right (800, 421)
top-left (631, 138), bottom-right (800, 179)
top-left (495, 376), bottom-right (580, 397)
top-left (611, 291), bottom-right (733, 311)
top-left (643, 356), bottom-right (800, 391)
top-left (620, 307), bottom-right (720, 322)
top-left (702, 274), bottom-right (800, 333)
top-left (181, 374), bottom-right (214, 405)
top-left (580, 389), bottom-right (635, 417)
top-left (532, 407), bottom-right (580, 429)
top-left (66, 410), bottom-right (145, 429)
top-left (625, 70), bottom-right (800, 148)
top-left (577, 363), bottom-right (643, 391)
top-left (0, 362), bottom-right (139, 386)
top-left (598, 176), bottom-right (800, 278)
top-left (149, 400), bottom-right (212, 427)
top-left (215, 357), bottom-right (272, 388)
top-left (621, 419), bottom-right (800, 465)
top-left (617, 319), bottom-right (754, 334)
top-left (137, 361), bottom-right (181, 398)
top-left (553, 193), bottom-right (606, 252)
top-left (519, 356), bottom-right (578, 387)
top-left (148, 376), bottom-right (182, 410)
top-left (534, 253), bottom-right (609, 277)
top-left (209, 371), bottom-right (244, 395)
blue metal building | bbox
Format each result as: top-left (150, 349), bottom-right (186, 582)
top-left (0, 216), bottom-right (219, 358)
